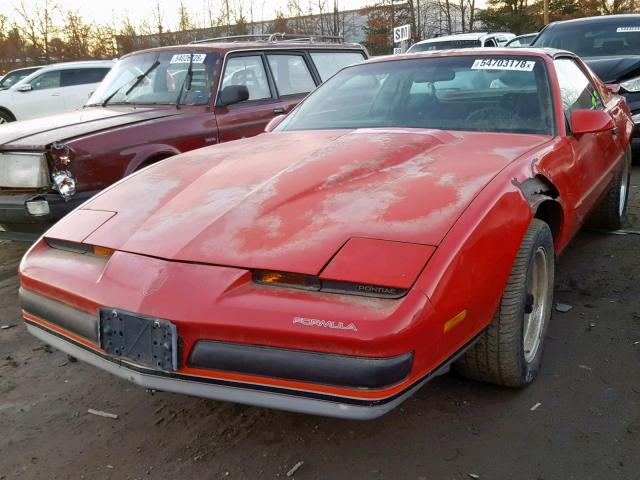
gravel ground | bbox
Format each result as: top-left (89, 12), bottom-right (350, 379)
top-left (0, 167), bottom-right (638, 480)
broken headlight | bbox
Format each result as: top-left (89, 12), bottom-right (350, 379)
top-left (0, 152), bottom-right (49, 188)
top-left (52, 171), bottom-right (77, 201)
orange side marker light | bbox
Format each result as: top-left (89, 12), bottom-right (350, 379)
top-left (444, 310), bottom-right (467, 333)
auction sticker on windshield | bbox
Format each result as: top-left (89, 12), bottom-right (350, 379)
top-left (617, 27), bottom-right (640, 32)
top-left (471, 58), bottom-right (535, 71)
top-left (170, 53), bottom-right (207, 64)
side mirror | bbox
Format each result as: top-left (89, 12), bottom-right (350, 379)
top-left (17, 84), bottom-right (32, 92)
top-left (605, 83), bottom-right (620, 94)
top-left (219, 85), bottom-right (250, 106)
top-left (265, 114), bottom-right (287, 132)
top-left (570, 109), bottom-right (615, 135)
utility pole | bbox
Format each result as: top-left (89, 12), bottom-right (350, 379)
top-left (543, 0), bottom-right (549, 25)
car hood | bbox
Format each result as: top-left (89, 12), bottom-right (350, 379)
top-left (584, 55), bottom-right (640, 83)
top-left (76, 129), bottom-right (550, 275)
top-left (0, 106), bottom-right (184, 150)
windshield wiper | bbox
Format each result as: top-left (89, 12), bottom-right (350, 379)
top-left (102, 58), bottom-right (161, 108)
top-left (175, 53), bottom-right (195, 109)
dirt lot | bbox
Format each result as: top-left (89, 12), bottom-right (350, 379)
top-left (1, 168), bottom-right (639, 480)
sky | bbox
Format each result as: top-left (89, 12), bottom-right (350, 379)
top-left (3, 1), bottom-right (374, 29)
top-left (2, 0), bottom-right (486, 30)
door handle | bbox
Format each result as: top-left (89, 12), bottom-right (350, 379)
top-left (273, 107), bottom-right (285, 115)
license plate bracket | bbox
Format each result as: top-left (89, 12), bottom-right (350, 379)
top-left (98, 308), bottom-right (178, 371)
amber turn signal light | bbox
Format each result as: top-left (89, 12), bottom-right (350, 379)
top-left (92, 245), bottom-right (115, 257)
top-left (253, 270), bottom-right (321, 291)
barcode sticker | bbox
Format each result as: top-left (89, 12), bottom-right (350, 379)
top-left (170, 53), bottom-right (207, 64)
top-left (617, 27), bottom-right (640, 32)
top-left (471, 58), bottom-right (536, 71)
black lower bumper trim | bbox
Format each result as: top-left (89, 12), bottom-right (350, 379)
top-left (188, 340), bottom-right (413, 389)
top-left (20, 288), bottom-right (98, 341)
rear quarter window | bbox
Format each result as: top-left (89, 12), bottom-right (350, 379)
top-left (61, 68), bottom-right (111, 87)
top-left (310, 51), bottom-right (366, 81)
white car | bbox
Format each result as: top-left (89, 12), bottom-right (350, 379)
top-left (407, 32), bottom-right (516, 53)
top-left (0, 60), bottom-right (114, 124)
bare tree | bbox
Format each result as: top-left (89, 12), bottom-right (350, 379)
top-left (62, 10), bottom-right (92, 59)
top-left (152, 1), bottom-right (164, 37)
top-left (314, 0), bottom-right (328, 34)
top-left (467, 0), bottom-right (476, 30)
top-left (177, 1), bottom-right (195, 31)
top-left (14, 1), bottom-right (43, 59)
top-left (91, 23), bottom-right (117, 59)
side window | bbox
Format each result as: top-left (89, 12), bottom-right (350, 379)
top-left (30, 71), bottom-right (61, 90)
top-left (220, 56), bottom-right (271, 101)
top-left (266, 54), bottom-right (316, 96)
top-left (61, 68), bottom-right (111, 87)
top-left (310, 51), bottom-right (366, 82)
top-left (484, 39), bottom-right (497, 47)
top-left (554, 58), bottom-right (604, 112)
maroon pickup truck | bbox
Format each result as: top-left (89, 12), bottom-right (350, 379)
top-left (0, 35), bottom-right (367, 240)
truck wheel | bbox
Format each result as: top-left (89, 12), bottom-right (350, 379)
top-left (455, 219), bottom-right (555, 387)
top-left (587, 147), bottom-right (631, 230)
top-left (0, 110), bottom-right (15, 124)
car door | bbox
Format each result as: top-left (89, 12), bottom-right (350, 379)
top-left (554, 57), bottom-right (623, 218)
top-left (214, 53), bottom-right (281, 142)
top-left (12, 70), bottom-right (65, 120)
top-left (265, 51), bottom-right (318, 113)
top-left (214, 51), bottom-right (321, 142)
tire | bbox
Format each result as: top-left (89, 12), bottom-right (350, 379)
top-left (587, 147), bottom-right (631, 230)
top-left (455, 219), bottom-right (555, 387)
top-left (0, 109), bottom-right (15, 124)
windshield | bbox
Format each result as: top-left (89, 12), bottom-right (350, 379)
top-left (409, 40), bottom-right (481, 52)
top-left (0, 68), bottom-right (39, 89)
top-left (278, 56), bottom-right (554, 135)
top-left (533, 18), bottom-right (640, 57)
top-left (88, 51), bottom-right (219, 106)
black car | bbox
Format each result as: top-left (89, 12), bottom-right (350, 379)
top-left (532, 14), bottom-right (640, 149)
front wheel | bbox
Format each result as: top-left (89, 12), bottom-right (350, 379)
top-left (455, 219), bottom-right (555, 387)
top-left (587, 147), bottom-right (631, 230)
top-left (0, 110), bottom-right (15, 124)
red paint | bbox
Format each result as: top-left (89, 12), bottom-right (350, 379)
top-left (19, 49), bottom-right (634, 405)
top-left (320, 238), bottom-right (436, 289)
top-left (80, 129), bottom-right (550, 274)
top-left (44, 209), bottom-right (116, 243)
top-left (570, 109), bottom-right (615, 135)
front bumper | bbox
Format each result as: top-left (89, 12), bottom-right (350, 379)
top-left (20, 287), bottom-right (414, 391)
top-left (26, 321), bottom-right (437, 420)
top-left (0, 191), bottom-right (96, 240)
top-left (20, 286), bottom-right (466, 420)
top-left (19, 242), bottom-right (479, 419)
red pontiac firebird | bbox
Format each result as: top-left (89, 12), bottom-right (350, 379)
top-left (19, 49), bottom-right (633, 419)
